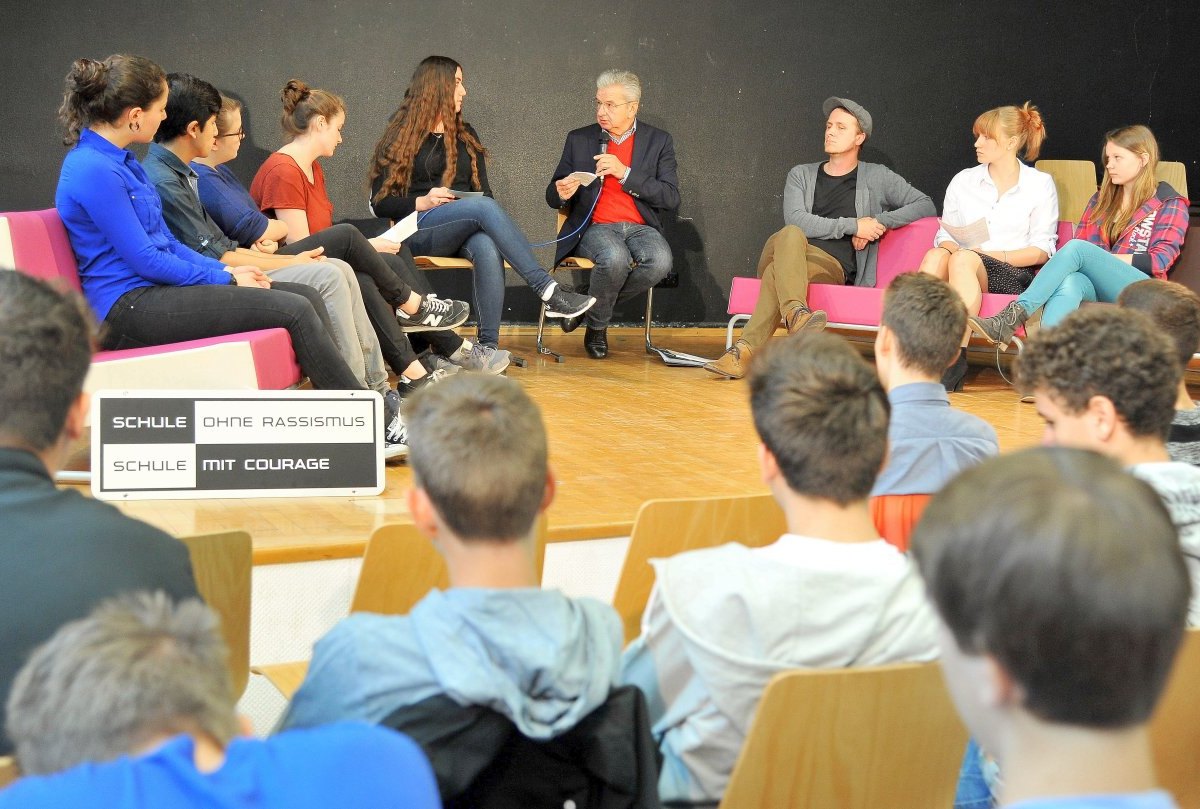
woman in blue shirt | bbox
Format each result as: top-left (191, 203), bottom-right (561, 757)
top-left (54, 54), bottom-right (364, 393)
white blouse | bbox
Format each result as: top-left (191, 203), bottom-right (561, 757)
top-left (935, 162), bottom-right (1060, 256)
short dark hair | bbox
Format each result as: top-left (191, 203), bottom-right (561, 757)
top-left (882, 273), bottom-right (967, 375)
top-left (749, 331), bottom-right (889, 505)
top-left (403, 375), bottom-right (546, 541)
top-left (0, 272), bottom-right (93, 451)
top-left (1016, 307), bottom-right (1180, 440)
top-left (912, 447), bottom-right (1189, 727)
top-left (1118, 279), bottom-right (1200, 369)
top-left (155, 73), bottom-right (221, 143)
top-left (6, 592), bottom-right (238, 775)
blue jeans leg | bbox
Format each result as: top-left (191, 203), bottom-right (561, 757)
top-left (461, 230), bottom-right (505, 346)
top-left (1043, 272), bottom-right (1097, 328)
top-left (1018, 239), bottom-right (1145, 322)
top-left (578, 223), bottom-right (673, 329)
top-left (409, 197), bottom-right (554, 296)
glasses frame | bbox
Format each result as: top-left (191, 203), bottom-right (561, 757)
top-left (592, 100), bottom-right (636, 114)
top-left (216, 130), bottom-right (247, 141)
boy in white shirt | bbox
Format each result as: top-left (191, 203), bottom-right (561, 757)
top-left (621, 331), bottom-right (938, 805)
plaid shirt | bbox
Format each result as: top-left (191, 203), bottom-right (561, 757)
top-left (1075, 182), bottom-right (1190, 279)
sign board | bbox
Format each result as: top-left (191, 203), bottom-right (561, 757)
top-left (91, 390), bottom-right (385, 500)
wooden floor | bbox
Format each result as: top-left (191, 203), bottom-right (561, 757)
top-left (74, 327), bottom-right (1051, 565)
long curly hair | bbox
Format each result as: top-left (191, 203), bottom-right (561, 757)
top-left (369, 56), bottom-right (486, 203)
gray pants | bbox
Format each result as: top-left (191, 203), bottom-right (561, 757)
top-left (576, 222), bottom-right (673, 329)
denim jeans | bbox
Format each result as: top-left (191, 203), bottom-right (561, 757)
top-left (577, 223), bottom-right (673, 329)
top-left (408, 197), bottom-right (555, 346)
top-left (102, 282), bottom-right (363, 390)
top-left (1018, 239), bottom-right (1147, 327)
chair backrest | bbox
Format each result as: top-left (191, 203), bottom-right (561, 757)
top-left (351, 516), bottom-right (547, 615)
top-left (0, 209), bottom-right (83, 292)
top-left (177, 531), bottom-right (252, 697)
top-left (875, 216), bottom-right (940, 287)
top-left (1156, 161), bottom-right (1188, 198)
top-left (719, 661), bottom-right (967, 809)
top-left (1150, 627), bottom-right (1200, 806)
top-left (612, 494), bottom-right (786, 643)
top-left (869, 493), bottom-right (932, 552)
top-left (1035, 160), bottom-right (1099, 223)
top-left (0, 756), bottom-right (17, 790)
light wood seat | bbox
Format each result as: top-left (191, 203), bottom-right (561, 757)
top-left (254, 519), bottom-right (546, 700)
top-left (1035, 159), bottom-right (1098, 223)
top-left (1150, 627), bottom-right (1200, 807)
top-left (178, 531), bottom-right (252, 697)
top-left (1157, 161), bottom-right (1189, 198)
top-left (0, 756), bottom-right (17, 790)
top-left (612, 493), bottom-right (786, 644)
top-left (718, 661), bottom-right (967, 809)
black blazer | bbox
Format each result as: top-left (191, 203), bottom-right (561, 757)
top-left (545, 122), bottom-right (680, 266)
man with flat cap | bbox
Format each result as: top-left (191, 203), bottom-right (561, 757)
top-left (706, 97), bottom-right (934, 378)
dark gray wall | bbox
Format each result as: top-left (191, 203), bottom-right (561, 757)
top-left (3, 0), bottom-right (1195, 325)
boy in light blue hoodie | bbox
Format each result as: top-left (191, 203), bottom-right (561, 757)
top-left (281, 375), bottom-right (622, 739)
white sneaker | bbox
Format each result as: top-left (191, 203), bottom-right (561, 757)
top-left (384, 411), bottom-right (408, 461)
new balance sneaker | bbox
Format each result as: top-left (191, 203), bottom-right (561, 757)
top-left (427, 354), bottom-right (462, 375)
top-left (396, 368), bottom-right (451, 398)
top-left (543, 285), bottom-right (597, 319)
top-left (396, 295), bottom-right (471, 332)
top-left (450, 342), bottom-right (511, 375)
top-left (384, 410), bottom-right (408, 461)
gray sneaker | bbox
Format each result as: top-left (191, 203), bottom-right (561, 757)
top-left (396, 295), bottom-right (470, 333)
top-left (384, 410), bottom-right (408, 461)
top-left (452, 342), bottom-right (511, 375)
top-left (543, 285), bottom-right (596, 319)
top-left (427, 355), bottom-right (462, 376)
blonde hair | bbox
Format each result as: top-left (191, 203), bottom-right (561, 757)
top-left (973, 101), bottom-right (1046, 161)
top-left (279, 79), bottom-right (344, 141)
top-left (1088, 125), bottom-right (1160, 245)
top-left (215, 94), bottom-right (240, 135)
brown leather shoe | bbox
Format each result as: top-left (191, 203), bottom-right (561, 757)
top-left (784, 304), bottom-right (828, 334)
top-left (703, 339), bottom-right (753, 379)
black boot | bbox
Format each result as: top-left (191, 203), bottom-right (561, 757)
top-left (584, 326), bottom-right (608, 359)
top-left (941, 348), bottom-right (969, 392)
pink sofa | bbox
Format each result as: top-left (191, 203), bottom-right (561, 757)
top-left (2, 208), bottom-right (301, 390)
top-left (725, 217), bottom-right (1075, 346)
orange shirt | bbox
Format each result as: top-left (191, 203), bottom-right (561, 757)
top-left (250, 153), bottom-right (335, 234)
top-left (591, 133), bottom-right (645, 226)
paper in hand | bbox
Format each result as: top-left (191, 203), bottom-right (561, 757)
top-left (939, 217), bottom-right (991, 248)
top-left (569, 171), bottom-right (600, 186)
top-left (379, 211), bottom-right (419, 244)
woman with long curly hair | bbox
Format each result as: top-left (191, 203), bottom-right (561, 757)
top-left (970, 125), bottom-right (1189, 351)
top-left (369, 55), bottom-right (595, 348)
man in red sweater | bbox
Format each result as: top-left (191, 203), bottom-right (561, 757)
top-left (546, 70), bottom-right (680, 358)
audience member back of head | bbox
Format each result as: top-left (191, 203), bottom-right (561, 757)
top-left (0, 271), bottom-right (198, 755)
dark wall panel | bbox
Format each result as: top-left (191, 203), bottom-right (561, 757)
top-left (3, 0), bottom-right (1194, 324)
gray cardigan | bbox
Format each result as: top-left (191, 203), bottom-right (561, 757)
top-left (783, 161), bottom-right (935, 287)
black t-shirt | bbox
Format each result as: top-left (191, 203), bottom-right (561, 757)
top-left (808, 163), bottom-right (859, 283)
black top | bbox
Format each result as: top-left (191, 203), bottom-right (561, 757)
top-left (808, 163), bottom-right (859, 283)
top-left (370, 125), bottom-right (493, 221)
top-left (0, 448), bottom-right (199, 754)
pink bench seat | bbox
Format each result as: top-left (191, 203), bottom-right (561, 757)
top-left (2, 208), bottom-right (301, 390)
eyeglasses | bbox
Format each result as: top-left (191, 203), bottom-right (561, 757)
top-left (592, 100), bottom-right (635, 114)
top-left (217, 130), bottom-right (246, 141)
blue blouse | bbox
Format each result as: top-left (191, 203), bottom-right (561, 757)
top-left (55, 129), bottom-right (229, 321)
top-left (193, 162), bottom-right (272, 248)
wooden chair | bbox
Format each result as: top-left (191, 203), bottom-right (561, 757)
top-left (0, 756), bottom-right (17, 790)
top-left (1150, 627), bottom-right (1200, 807)
top-left (178, 531), bottom-right (252, 697)
top-left (535, 209), bottom-right (678, 363)
top-left (612, 494), bottom-right (786, 644)
top-left (1035, 159), bottom-right (1098, 223)
top-left (718, 661), bottom-right (967, 809)
top-left (254, 518), bottom-right (547, 700)
top-left (869, 493), bottom-right (933, 553)
top-left (1157, 161), bottom-right (1189, 198)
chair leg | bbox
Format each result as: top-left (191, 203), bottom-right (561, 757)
top-left (643, 287), bottom-right (656, 355)
top-left (536, 303), bottom-right (564, 363)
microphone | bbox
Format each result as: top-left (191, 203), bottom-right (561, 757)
top-left (599, 131), bottom-right (610, 154)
